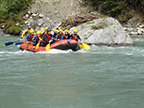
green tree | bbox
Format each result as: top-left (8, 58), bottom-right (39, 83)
top-left (0, 0), bottom-right (31, 35)
top-left (88, 0), bottom-right (144, 22)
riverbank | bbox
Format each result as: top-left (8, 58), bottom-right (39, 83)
top-left (123, 20), bottom-right (144, 35)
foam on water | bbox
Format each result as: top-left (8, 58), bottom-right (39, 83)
top-left (0, 50), bottom-right (32, 55)
top-left (0, 45), bottom-right (143, 57)
top-left (37, 49), bottom-right (73, 54)
top-left (1, 36), bottom-right (144, 108)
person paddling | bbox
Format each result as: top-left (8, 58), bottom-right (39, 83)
top-left (32, 30), bottom-right (42, 46)
top-left (64, 29), bottom-right (70, 39)
top-left (70, 29), bottom-right (81, 42)
top-left (20, 24), bottom-right (35, 41)
top-left (52, 29), bottom-right (58, 39)
top-left (25, 29), bottom-right (35, 43)
top-left (42, 28), bottom-right (52, 47)
top-left (56, 29), bottom-right (65, 40)
top-left (49, 29), bottom-right (58, 44)
top-left (41, 27), bottom-right (48, 38)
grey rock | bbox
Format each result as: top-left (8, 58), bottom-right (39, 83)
top-left (39, 14), bottom-right (44, 18)
top-left (69, 17), bottom-right (133, 45)
top-left (2, 25), bottom-right (5, 28)
top-left (37, 19), bottom-right (44, 26)
top-left (35, 26), bottom-right (40, 32)
top-left (28, 11), bottom-right (31, 15)
top-left (0, 29), bottom-right (4, 36)
top-left (23, 16), bottom-right (26, 20)
top-left (90, 12), bottom-right (100, 16)
top-left (25, 21), bottom-right (29, 24)
top-left (40, 27), bottom-right (45, 33)
top-left (32, 14), bottom-right (37, 17)
top-left (137, 30), bottom-right (142, 35)
top-left (123, 19), bottom-right (137, 32)
top-left (25, 14), bottom-right (29, 18)
top-left (15, 23), bottom-right (19, 26)
top-left (130, 32), bottom-right (137, 35)
top-left (140, 24), bottom-right (144, 28)
top-left (4, 34), bottom-right (11, 37)
top-left (31, 1), bottom-right (40, 14)
top-left (28, 18), bottom-right (35, 24)
top-left (54, 11), bottom-right (58, 15)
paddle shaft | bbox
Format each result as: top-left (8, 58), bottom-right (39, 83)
top-left (5, 40), bottom-right (20, 46)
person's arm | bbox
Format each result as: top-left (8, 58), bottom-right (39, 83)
top-left (32, 35), bottom-right (36, 43)
top-left (25, 34), bottom-right (30, 42)
top-left (51, 33), bottom-right (55, 40)
top-left (77, 35), bottom-right (81, 40)
top-left (20, 29), bottom-right (28, 39)
top-left (68, 34), bottom-right (72, 39)
top-left (32, 29), bottom-right (36, 35)
top-left (60, 35), bottom-right (64, 40)
top-left (36, 37), bottom-right (39, 43)
top-left (56, 34), bottom-right (59, 39)
top-left (41, 32), bottom-right (45, 37)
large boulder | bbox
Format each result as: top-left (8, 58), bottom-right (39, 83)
top-left (69, 17), bottom-right (133, 46)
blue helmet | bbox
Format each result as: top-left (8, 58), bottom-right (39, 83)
top-left (27, 23), bottom-right (31, 26)
top-left (47, 28), bottom-right (51, 32)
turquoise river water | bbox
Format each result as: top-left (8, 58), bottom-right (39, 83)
top-left (0, 36), bottom-right (144, 108)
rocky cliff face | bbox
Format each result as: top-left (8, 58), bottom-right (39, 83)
top-left (23, 0), bottom-right (90, 31)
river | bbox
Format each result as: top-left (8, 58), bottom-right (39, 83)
top-left (0, 36), bottom-right (144, 108)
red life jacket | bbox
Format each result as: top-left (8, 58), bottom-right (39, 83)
top-left (42, 33), bottom-right (51, 43)
top-left (64, 34), bottom-right (70, 39)
top-left (27, 34), bottom-right (34, 41)
top-left (35, 35), bottom-right (41, 43)
top-left (57, 33), bottom-right (64, 39)
top-left (53, 32), bottom-right (58, 39)
top-left (71, 34), bottom-right (78, 41)
top-left (42, 31), bottom-right (47, 38)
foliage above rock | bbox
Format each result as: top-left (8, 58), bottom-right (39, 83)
top-left (58, 13), bottom-right (101, 30)
top-left (0, 0), bottom-right (31, 35)
top-left (87, 0), bottom-right (144, 22)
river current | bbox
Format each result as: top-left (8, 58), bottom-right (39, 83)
top-left (0, 36), bottom-right (144, 108)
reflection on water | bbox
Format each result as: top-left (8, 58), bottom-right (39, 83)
top-left (0, 36), bottom-right (144, 108)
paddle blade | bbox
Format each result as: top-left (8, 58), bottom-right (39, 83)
top-left (46, 43), bottom-right (50, 51)
top-left (36, 42), bottom-right (40, 49)
top-left (15, 42), bottom-right (24, 45)
top-left (79, 44), bottom-right (85, 48)
top-left (5, 42), bottom-right (14, 46)
top-left (81, 41), bottom-right (90, 49)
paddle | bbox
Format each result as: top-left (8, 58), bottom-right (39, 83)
top-left (45, 43), bottom-right (50, 51)
top-left (67, 40), bottom-right (72, 46)
top-left (80, 41), bottom-right (90, 49)
top-left (45, 34), bottom-right (55, 51)
top-left (15, 41), bottom-right (34, 45)
top-left (5, 40), bottom-right (19, 46)
top-left (45, 38), bottom-right (56, 51)
top-left (79, 43), bottom-right (85, 48)
top-left (36, 39), bottom-right (41, 49)
top-left (15, 42), bottom-right (24, 45)
top-left (72, 34), bottom-right (90, 49)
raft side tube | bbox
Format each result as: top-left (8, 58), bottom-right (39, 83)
top-left (19, 39), bottom-right (80, 52)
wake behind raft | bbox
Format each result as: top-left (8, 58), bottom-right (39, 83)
top-left (19, 39), bottom-right (83, 52)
